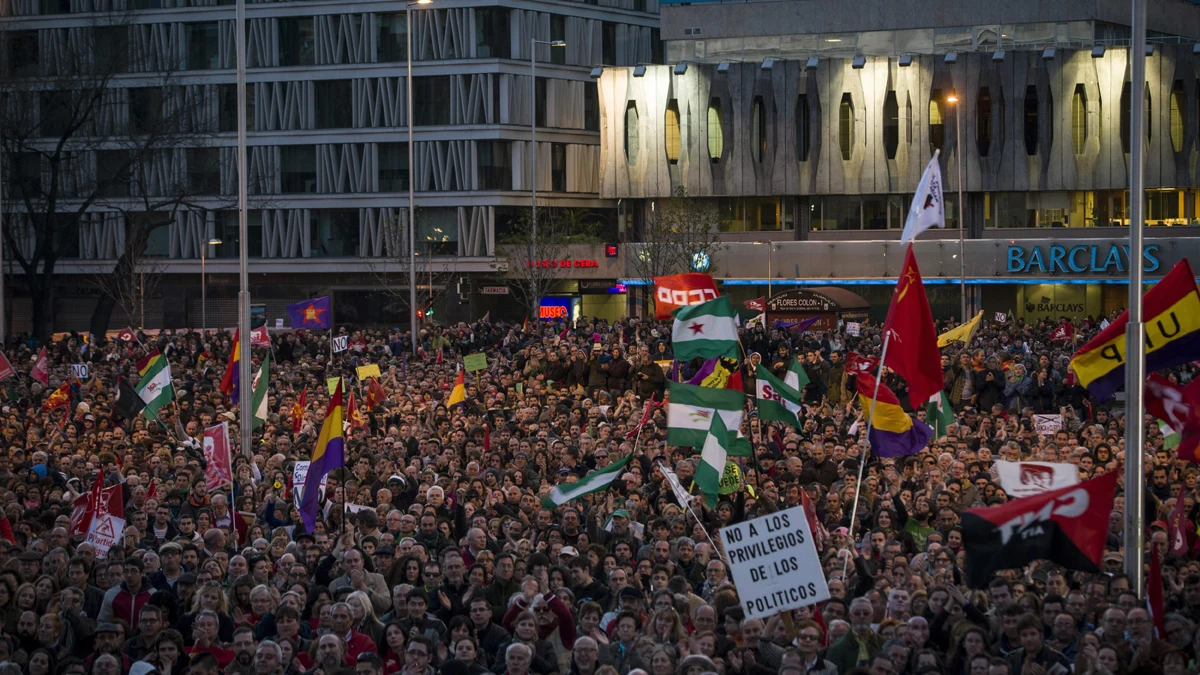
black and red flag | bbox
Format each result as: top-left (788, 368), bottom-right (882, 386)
top-left (961, 470), bottom-right (1118, 588)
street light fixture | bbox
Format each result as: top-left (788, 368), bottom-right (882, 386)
top-left (531, 38), bottom-right (567, 246)
top-left (945, 92), bottom-right (967, 322)
top-left (201, 237), bottom-right (223, 333)
top-left (407, 0), bottom-right (432, 349)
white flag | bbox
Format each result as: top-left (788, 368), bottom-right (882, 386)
top-left (994, 461), bottom-right (1079, 498)
top-left (658, 463), bottom-right (694, 512)
top-left (899, 150), bottom-right (946, 244)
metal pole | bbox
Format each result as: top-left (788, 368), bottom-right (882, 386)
top-left (530, 38), bottom-right (537, 239)
top-left (955, 99), bottom-right (966, 323)
top-left (1125, 0), bottom-right (1147, 595)
top-left (201, 245), bottom-right (206, 333)
top-left (407, 4), bottom-right (418, 353)
top-left (843, 332), bottom-right (892, 577)
top-left (235, 0), bottom-right (253, 466)
top-left (0, 114), bottom-right (6, 342)
top-left (767, 244), bottom-right (772, 299)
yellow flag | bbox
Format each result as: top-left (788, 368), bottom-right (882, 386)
top-left (937, 311), bottom-right (983, 349)
top-left (356, 364), bottom-right (382, 380)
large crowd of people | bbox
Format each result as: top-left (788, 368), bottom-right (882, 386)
top-left (0, 310), bottom-right (1192, 675)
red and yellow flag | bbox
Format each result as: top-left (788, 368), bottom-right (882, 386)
top-left (291, 386), bottom-right (307, 436)
top-left (41, 382), bottom-right (71, 412)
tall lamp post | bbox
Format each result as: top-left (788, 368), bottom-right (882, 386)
top-left (201, 237), bottom-right (222, 332)
top-left (530, 38), bottom-right (566, 239)
top-left (946, 92), bottom-right (967, 322)
top-left (753, 241), bottom-right (774, 298)
top-left (406, 0), bottom-right (432, 352)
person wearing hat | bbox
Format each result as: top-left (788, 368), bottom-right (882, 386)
top-left (85, 624), bottom-right (134, 674)
top-left (149, 543), bottom-right (185, 597)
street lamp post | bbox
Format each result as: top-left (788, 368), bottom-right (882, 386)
top-left (406, 0), bottom-right (432, 352)
top-left (530, 39), bottom-right (566, 240)
top-left (946, 93), bottom-right (967, 322)
top-left (201, 237), bottom-right (222, 332)
top-left (754, 241), bottom-right (773, 298)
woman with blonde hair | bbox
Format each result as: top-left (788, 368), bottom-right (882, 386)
top-left (346, 590), bottom-right (385, 648)
top-left (644, 609), bottom-right (686, 649)
top-left (176, 582), bottom-right (235, 644)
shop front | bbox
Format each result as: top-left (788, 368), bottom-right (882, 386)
top-left (765, 288), bottom-right (870, 330)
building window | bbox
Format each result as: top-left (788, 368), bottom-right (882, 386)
top-left (1171, 80), bottom-right (1185, 153)
top-left (1024, 85), bottom-right (1039, 156)
top-left (535, 77), bottom-right (547, 128)
top-left (795, 94), bottom-right (809, 162)
top-left (378, 142), bottom-right (409, 191)
top-left (311, 210), bottom-right (360, 257)
top-left (1121, 82), bottom-right (1132, 154)
top-left (377, 14), bottom-right (407, 63)
top-left (551, 143), bottom-right (566, 192)
top-left (839, 93), bottom-right (854, 161)
top-left (1147, 86), bottom-right (1153, 142)
top-left (751, 96), bottom-right (765, 163)
top-left (882, 91), bottom-right (899, 160)
top-left (130, 88), bottom-right (163, 135)
top-left (476, 140), bottom-right (510, 190)
top-left (977, 87), bottom-right (992, 157)
top-left (1071, 84), bottom-right (1087, 155)
top-left (279, 18), bottom-right (315, 67)
top-left (315, 80), bottom-right (353, 129)
top-left (584, 84), bottom-right (599, 132)
top-left (187, 148), bottom-right (220, 194)
top-left (624, 102), bottom-right (639, 164)
top-left (905, 93), bottom-right (913, 144)
top-left (475, 8), bottom-right (510, 59)
top-left (7, 31), bottom-right (38, 77)
top-left (280, 146), bottom-right (317, 193)
top-left (96, 150), bottom-right (130, 197)
top-left (95, 27), bottom-right (126, 70)
top-left (219, 84), bottom-right (254, 132)
top-left (550, 15), bottom-right (566, 65)
top-left (929, 89), bottom-right (944, 153)
top-left (664, 100), bottom-right (681, 163)
top-left (707, 99), bottom-right (723, 163)
top-left (413, 77), bottom-right (451, 125)
top-left (602, 22), bottom-right (616, 66)
top-left (186, 22), bottom-right (220, 70)
top-left (39, 92), bottom-right (71, 138)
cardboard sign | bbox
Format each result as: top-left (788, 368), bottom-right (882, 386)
top-left (71, 364), bottom-right (90, 380)
top-left (275, 318), bottom-right (284, 329)
top-left (292, 460), bottom-right (329, 508)
top-left (844, 322), bottom-right (861, 337)
top-left (1032, 414), bottom-right (1062, 435)
top-left (718, 461), bottom-right (743, 495)
top-left (463, 353), bottom-right (488, 372)
top-left (356, 364), bottom-right (381, 380)
top-left (332, 335), bottom-right (349, 353)
top-left (719, 504), bottom-right (830, 620)
top-left (202, 422), bottom-right (233, 491)
top-left (994, 312), bottom-right (1008, 324)
top-left (326, 377), bottom-right (342, 395)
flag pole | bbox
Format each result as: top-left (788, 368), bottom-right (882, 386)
top-left (1126, 0), bottom-right (1148, 596)
top-left (657, 461), bottom-right (731, 569)
top-left (843, 331), bottom-right (892, 577)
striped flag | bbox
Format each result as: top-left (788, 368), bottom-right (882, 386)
top-left (695, 413), bottom-right (732, 508)
top-left (671, 296), bottom-right (740, 361)
top-left (754, 365), bottom-right (802, 427)
top-left (542, 454), bottom-right (632, 508)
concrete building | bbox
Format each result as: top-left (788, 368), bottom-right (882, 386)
top-left (1, 0), bottom-right (659, 332)
top-left (599, 0), bottom-right (1200, 322)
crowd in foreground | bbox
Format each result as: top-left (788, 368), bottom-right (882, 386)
top-left (0, 310), bottom-right (1194, 675)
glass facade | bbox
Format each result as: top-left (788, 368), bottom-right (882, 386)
top-left (983, 190), bottom-right (1199, 228)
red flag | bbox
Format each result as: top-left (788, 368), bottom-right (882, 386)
top-left (30, 347), bottom-right (49, 385)
top-left (800, 488), bottom-right (828, 553)
top-left (1169, 484), bottom-right (1192, 557)
top-left (41, 382), bottom-right (71, 412)
top-left (0, 351), bottom-right (15, 382)
top-left (1049, 320), bottom-right (1076, 343)
top-left (625, 399), bottom-right (656, 439)
top-left (146, 480), bottom-right (158, 502)
top-left (1145, 375), bottom-right (1200, 463)
top-left (653, 273), bottom-right (720, 319)
top-left (69, 473), bottom-right (106, 537)
top-left (202, 422), bottom-right (234, 492)
top-left (115, 327), bottom-right (139, 344)
top-left (233, 511), bottom-right (256, 547)
top-left (291, 386), bottom-right (308, 435)
top-left (436, 348), bottom-right (444, 364)
top-left (881, 245), bottom-right (943, 408)
top-left (845, 352), bottom-right (880, 375)
top-left (0, 517), bottom-right (13, 545)
top-left (219, 330), bottom-right (240, 399)
top-left (725, 368), bottom-right (744, 392)
top-left (250, 325), bottom-right (271, 347)
top-left (347, 391), bottom-right (367, 431)
top-left (1149, 544), bottom-right (1167, 639)
top-left (365, 378), bottom-right (387, 410)
top-left (744, 297), bottom-right (766, 312)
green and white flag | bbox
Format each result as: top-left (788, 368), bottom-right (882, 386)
top-left (784, 357), bottom-right (810, 392)
top-left (251, 351), bottom-right (270, 431)
top-left (1159, 419), bottom-right (1182, 450)
top-left (136, 357), bottom-right (174, 420)
top-left (671, 296), bottom-right (740, 361)
top-left (542, 453), bottom-right (633, 508)
top-left (755, 365), bottom-right (803, 427)
top-left (926, 391), bottom-right (956, 438)
top-left (695, 413), bottom-right (731, 508)
top-left (667, 381), bottom-right (745, 451)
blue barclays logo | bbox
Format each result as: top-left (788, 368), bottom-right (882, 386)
top-left (1006, 244), bottom-right (1160, 274)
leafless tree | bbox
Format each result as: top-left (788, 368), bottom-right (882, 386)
top-left (501, 208), bottom-right (606, 319)
top-left (626, 186), bottom-right (726, 281)
top-left (363, 212), bottom-right (454, 323)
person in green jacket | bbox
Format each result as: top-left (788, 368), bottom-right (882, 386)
top-left (826, 597), bottom-right (885, 673)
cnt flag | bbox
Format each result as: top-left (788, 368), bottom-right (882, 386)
top-left (1071, 259), bottom-right (1200, 401)
top-left (857, 372), bottom-right (932, 458)
top-left (115, 379), bottom-right (146, 420)
top-left (961, 470), bottom-right (1117, 588)
top-left (287, 296), bottom-right (332, 329)
top-left (299, 380), bottom-right (346, 531)
top-left (899, 150), bottom-right (945, 243)
top-left (882, 245), bottom-right (944, 408)
top-left (671, 295), bottom-right (740, 362)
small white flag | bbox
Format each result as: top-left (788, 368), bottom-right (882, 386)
top-left (899, 150), bottom-right (946, 244)
top-left (1100, 318), bottom-right (1110, 329)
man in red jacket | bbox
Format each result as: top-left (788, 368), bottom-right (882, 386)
top-left (98, 557), bottom-right (152, 631)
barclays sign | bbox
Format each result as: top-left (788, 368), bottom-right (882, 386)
top-left (1006, 243), bottom-right (1161, 274)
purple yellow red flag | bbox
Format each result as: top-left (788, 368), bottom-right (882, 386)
top-left (299, 381), bottom-right (346, 531)
top-left (856, 372), bottom-right (932, 458)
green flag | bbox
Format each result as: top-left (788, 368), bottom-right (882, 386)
top-left (1159, 419), bottom-right (1182, 450)
top-left (754, 365), bottom-right (803, 427)
top-left (542, 453), bottom-right (633, 508)
top-left (670, 296), bottom-right (740, 361)
top-left (926, 391), bottom-right (955, 438)
top-left (136, 356), bottom-right (174, 420)
top-left (252, 351), bottom-right (270, 430)
top-left (784, 357), bottom-right (810, 392)
top-left (695, 413), bottom-right (731, 508)
top-left (666, 381), bottom-right (747, 453)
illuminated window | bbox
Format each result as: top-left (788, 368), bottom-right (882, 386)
top-left (929, 89), bottom-right (944, 153)
top-left (707, 99), bottom-right (723, 162)
top-left (664, 100), bottom-right (681, 163)
top-left (1171, 80), bottom-right (1185, 153)
top-left (1072, 84), bottom-right (1087, 155)
top-left (839, 93), bottom-right (854, 161)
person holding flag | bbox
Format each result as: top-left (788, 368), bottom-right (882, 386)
top-left (299, 379), bottom-right (346, 531)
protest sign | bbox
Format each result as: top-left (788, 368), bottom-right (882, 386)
top-left (71, 364), bottom-right (90, 380)
top-left (995, 312), bottom-right (1008, 323)
top-left (719, 504), bottom-right (829, 620)
top-left (718, 461), bottom-right (743, 495)
top-left (356, 364), bottom-right (382, 380)
top-left (844, 322), bottom-right (861, 337)
top-left (86, 513), bottom-right (125, 558)
top-left (202, 422), bottom-right (233, 491)
top-left (1033, 414), bottom-right (1062, 435)
top-left (292, 461), bottom-right (329, 508)
top-left (332, 335), bottom-right (349, 353)
top-left (326, 377), bottom-right (341, 395)
top-left (463, 353), bottom-right (488, 372)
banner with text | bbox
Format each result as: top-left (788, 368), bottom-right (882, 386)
top-left (719, 504), bottom-right (829, 620)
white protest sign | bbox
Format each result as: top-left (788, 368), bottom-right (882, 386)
top-left (86, 514), bottom-right (125, 558)
top-left (844, 322), bottom-right (861, 337)
top-left (275, 318), bottom-right (284, 329)
top-left (719, 504), bottom-right (829, 620)
top-left (332, 335), bottom-right (349, 353)
top-left (71, 363), bottom-right (90, 380)
top-left (994, 460), bottom-right (1079, 498)
top-left (1032, 414), bottom-right (1062, 435)
top-left (994, 312), bottom-right (1008, 324)
top-left (292, 461), bottom-right (329, 508)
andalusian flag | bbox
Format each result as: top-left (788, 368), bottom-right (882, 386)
top-left (542, 454), bottom-right (633, 508)
top-left (695, 413), bottom-right (732, 508)
top-left (1160, 420), bottom-right (1182, 450)
top-left (667, 381), bottom-right (746, 453)
top-left (784, 356), bottom-right (810, 392)
top-left (671, 296), bottom-right (740, 361)
top-left (136, 357), bottom-right (174, 420)
top-left (926, 391), bottom-right (956, 438)
top-left (251, 351), bottom-right (270, 431)
top-left (754, 365), bottom-right (802, 427)
top-left (299, 381), bottom-right (345, 531)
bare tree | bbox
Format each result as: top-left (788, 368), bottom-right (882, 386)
top-left (1, 12), bottom-right (231, 338)
top-left (627, 186), bottom-right (726, 279)
top-left (501, 208), bottom-right (606, 319)
top-left (363, 212), bottom-right (454, 322)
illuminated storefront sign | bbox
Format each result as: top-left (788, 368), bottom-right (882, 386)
top-left (526, 259), bottom-right (600, 269)
top-left (1006, 244), bottom-right (1160, 274)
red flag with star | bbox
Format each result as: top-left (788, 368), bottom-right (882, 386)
top-left (881, 245), bottom-right (944, 408)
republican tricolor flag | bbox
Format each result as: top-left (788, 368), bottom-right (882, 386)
top-left (299, 380), bottom-right (346, 531)
top-left (856, 372), bottom-right (932, 458)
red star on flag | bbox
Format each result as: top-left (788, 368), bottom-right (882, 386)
top-left (688, 322), bottom-right (705, 335)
